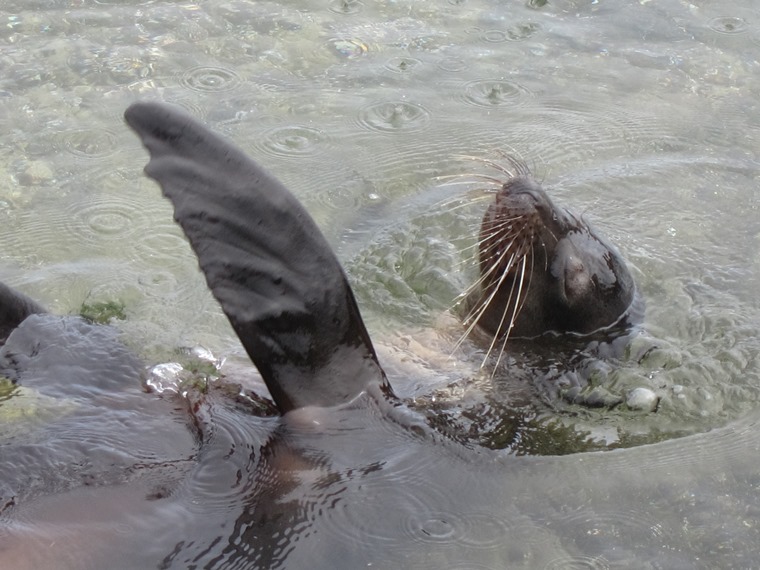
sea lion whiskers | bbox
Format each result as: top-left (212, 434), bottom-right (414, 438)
top-left (455, 243), bottom-right (520, 331)
top-left (453, 152), bottom-right (532, 180)
top-left (482, 254), bottom-right (528, 367)
top-left (438, 151), bottom-right (535, 198)
top-left (425, 177), bottom-right (504, 221)
top-left (452, 155), bottom-right (518, 179)
top-left (452, 243), bottom-right (516, 315)
top-left (453, 180), bottom-right (549, 366)
top-left (453, 226), bottom-right (532, 365)
top-left (477, 216), bottom-right (524, 244)
top-left (486, 251), bottom-right (534, 372)
top-left (434, 191), bottom-right (495, 217)
top-left (449, 213), bottom-right (524, 264)
top-left (458, 243), bottom-right (532, 372)
top-left (451, 249), bottom-right (520, 359)
top-left (475, 238), bottom-right (521, 293)
top-left (488, 237), bottom-right (536, 335)
top-left (435, 173), bottom-right (505, 188)
top-left (449, 236), bottom-right (517, 317)
top-left (477, 209), bottom-right (527, 243)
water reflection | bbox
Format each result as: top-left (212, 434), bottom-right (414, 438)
top-left (2, 0), bottom-right (760, 567)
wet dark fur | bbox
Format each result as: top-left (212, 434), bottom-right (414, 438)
top-left (461, 168), bottom-right (639, 349)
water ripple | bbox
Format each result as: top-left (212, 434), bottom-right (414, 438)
top-left (404, 510), bottom-right (514, 549)
top-left (314, 181), bottom-right (372, 212)
top-left (74, 202), bottom-right (140, 240)
top-left (327, 0), bottom-right (364, 15)
top-left (482, 23), bottom-right (541, 43)
top-left (544, 556), bottom-right (610, 570)
top-left (356, 101), bottom-right (431, 133)
top-left (320, 465), bottom-right (451, 546)
top-left (327, 38), bottom-right (368, 59)
top-left (165, 98), bottom-right (209, 121)
top-left (511, 102), bottom-right (651, 163)
top-left (551, 508), bottom-right (668, 542)
top-left (57, 129), bottom-right (120, 159)
top-left (437, 56), bottom-right (468, 72)
top-left (61, 177), bottom-right (150, 247)
top-left (639, 415), bottom-right (759, 472)
top-left (708, 17), bottom-right (749, 34)
top-left (9, 186), bottom-right (151, 262)
top-left (137, 268), bottom-right (199, 302)
top-left (180, 401), bottom-right (269, 516)
top-left (255, 125), bottom-right (332, 158)
top-left (384, 56), bottom-right (422, 74)
top-left (180, 66), bottom-right (242, 92)
top-left (134, 222), bottom-right (194, 263)
top-left (462, 79), bottom-right (531, 108)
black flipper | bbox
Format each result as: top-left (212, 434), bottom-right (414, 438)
top-left (124, 102), bottom-right (393, 413)
top-left (0, 282), bottom-right (46, 347)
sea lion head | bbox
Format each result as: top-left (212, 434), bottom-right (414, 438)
top-left (463, 170), bottom-right (637, 342)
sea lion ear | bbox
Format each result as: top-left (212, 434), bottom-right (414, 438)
top-left (124, 102), bottom-right (392, 413)
top-left (0, 282), bottom-right (46, 347)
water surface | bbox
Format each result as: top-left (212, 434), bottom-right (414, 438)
top-left (1, 0), bottom-right (760, 568)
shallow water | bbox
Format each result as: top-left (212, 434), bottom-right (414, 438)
top-left (1, 0), bottom-right (760, 568)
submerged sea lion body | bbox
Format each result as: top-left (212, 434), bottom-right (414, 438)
top-left (463, 173), bottom-right (639, 343)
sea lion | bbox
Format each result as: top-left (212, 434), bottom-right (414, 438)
top-left (460, 160), bottom-right (640, 349)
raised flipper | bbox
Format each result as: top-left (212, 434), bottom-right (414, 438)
top-left (0, 282), bottom-right (46, 347)
top-left (124, 102), bottom-right (394, 413)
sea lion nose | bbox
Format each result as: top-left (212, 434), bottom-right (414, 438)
top-left (563, 255), bottom-right (592, 302)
